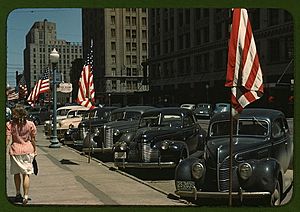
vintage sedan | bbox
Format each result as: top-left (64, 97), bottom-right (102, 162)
top-left (64, 106), bottom-right (118, 146)
top-left (113, 107), bottom-right (207, 169)
top-left (81, 106), bottom-right (155, 154)
top-left (194, 103), bottom-right (213, 120)
top-left (56, 107), bottom-right (90, 140)
top-left (44, 105), bottom-right (87, 137)
top-left (174, 108), bottom-right (293, 206)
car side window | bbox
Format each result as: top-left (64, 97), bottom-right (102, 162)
top-left (272, 119), bottom-right (284, 138)
top-left (183, 115), bottom-right (194, 127)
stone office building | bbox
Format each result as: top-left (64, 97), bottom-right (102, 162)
top-left (147, 8), bottom-right (294, 115)
top-left (82, 8), bottom-right (149, 106)
top-left (24, 19), bottom-right (82, 104)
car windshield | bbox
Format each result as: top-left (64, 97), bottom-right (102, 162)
top-left (110, 111), bottom-right (141, 121)
top-left (210, 119), bottom-right (268, 137)
top-left (139, 114), bottom-right (182, 128)
top-left (57, 109), bottom-right (69, 116)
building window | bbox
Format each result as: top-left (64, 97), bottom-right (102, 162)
top-left (111, 42), bottom-right (116, 50)
top-left (142, 30), bottom-right (147, 39)
top-left (126, 55), bottom-right (131, 64)
top-left (132, 68), bottom-right (138, 76)
top-left (142, 43), bottom-right (147, 51)
top-left (132, 17), bottom-right (137, 26)
top-left (126, 42), bottom-right (131, 51)
top-left (111, 55), bottom-right (116, 64)
top-left (111, 16), bottom-right (116, 25)
top-left (126, 67), bottom-right (131, 76)
top-left (142, 17), bottom-right (147, 26)
top-left (132, 56), bottom-right (137, 64)
top-left (132, 30), bottom-right (137, 39)
top-left (111, 28), bottom-right (116, 37)
top-left (126, 30), bottom-right (131, 38)
top-left (112, 80), bottom-right (117, 90)
top-left (126, 16), bottom-right (130, 26)
top-left (132, 42), bottom-right (137, 51)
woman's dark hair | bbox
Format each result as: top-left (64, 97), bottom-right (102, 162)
top-left (12, 104), bottom-right (28, 124)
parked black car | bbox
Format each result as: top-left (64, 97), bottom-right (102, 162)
top-left (194, 103), bottom-right (213, 120)
top-left (113, 107), bottom-right (207, 169)
top-left (27, 106), bottom-right (52, 125)
top-left (174, 108), bottom-right (293, 206)
top-left (64, 107), bottom-right (118, 146)
top-left (81, 106), bottom-right (155, 155)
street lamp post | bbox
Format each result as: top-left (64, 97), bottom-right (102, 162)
top-left (49, 48), bottom-right (61, 148)
top-left (205, 84), bottom-right (209, 103)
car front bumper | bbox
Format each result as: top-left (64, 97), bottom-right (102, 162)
top-left (114, 161), bottom-right (177, 169)
top-left (175, 187), bottom-right (271, 202)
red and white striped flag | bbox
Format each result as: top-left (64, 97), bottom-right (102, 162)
top-left (77, 41), bottom-right (95, 109)
top-left (225, 8), bottom-right (264, 115)
top-left (27, 68), bottom-right (50, 106)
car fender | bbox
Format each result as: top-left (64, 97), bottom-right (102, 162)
top-left (175, 157), bottom-right (201, 180)
top-left (239, 158), bottom-right (283, 193)
top-left (82, 132), bottom-right (98, 148)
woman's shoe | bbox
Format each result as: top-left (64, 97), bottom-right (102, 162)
top-left (22, 198), bottom-right (28, 205)
top-left (15, 194), bottom-right (23, 203)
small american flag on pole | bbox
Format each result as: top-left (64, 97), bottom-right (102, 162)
top-left (18, 74), bottom-right (28, 100)
top-left (27, 68), bottom-right (50, 105)
top-left (225, 8), bottom-right (264, 115)
top-left (77, 40), bottom-right (95, 109)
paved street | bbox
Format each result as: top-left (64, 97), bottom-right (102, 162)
top-left (6, 126), bottom-right (188, 206)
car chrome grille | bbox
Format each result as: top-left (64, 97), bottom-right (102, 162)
top-left (79, 127), bottom-right (88, 140)
top-left (142, 143), bottom-right (159, 162)
top-left (104, 128), bottom-right (113, 148)
top-left (218, 158), bottom-right (230, 191)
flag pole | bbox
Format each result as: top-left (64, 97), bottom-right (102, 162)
top-left (87, 39), bottom-right (93, 164)
top-left (229, 99), bottom-right (233, 206)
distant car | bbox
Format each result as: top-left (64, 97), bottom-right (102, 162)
top-left (213, 103), bottom-right (230, 115)
top-left (174, 108), bottom-right (293, 206)
top-left (180, 104), bottom-right (196, 111)
top-left (27, 106), bottom-right (52, 125)
top-left (56, 107), bottom-right (90, 140)
top-left (44, 105), bottom-right (87, 136)
top-left (194, 103), bottom-right (213, 119)
top-left (64, 106), bottom-right (118, 146)
top-left (81, 106), bottom-right (155, 155)
top-left (113, 107), bottom-right (207, 169)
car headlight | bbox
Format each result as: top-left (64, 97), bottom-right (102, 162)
top-left (119, 142), bottom-right (127, 151)
top-left (114, 129), bottom-right (120, 136)
top-left (238, 163), bottom-right (253, 180)
top-left (161, 140), bottom-right (169, 150)
top-left (192, 162), bottom-right (205, 179)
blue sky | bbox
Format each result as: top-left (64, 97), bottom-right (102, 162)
top-left (6, 8), bottom-right (82, 87)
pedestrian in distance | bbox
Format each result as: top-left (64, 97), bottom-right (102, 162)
top-left (6, 104), bottom-right (37, 205)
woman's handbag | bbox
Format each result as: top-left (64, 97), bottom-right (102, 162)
top-left (32, 156), bottom-right (38, 175)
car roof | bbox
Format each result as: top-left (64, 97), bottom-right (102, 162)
top-left (141, 107), bottom-right (193, 116)
top-left (68, 106), bottom-right (90, 112)
top-left (111, 106), bottom-right (155, 113)
top-left (210, 108), bottom-right (285, 123)
top-left (57, 105), bottom-right (86, 111)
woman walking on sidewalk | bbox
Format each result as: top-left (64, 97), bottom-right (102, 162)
top-left (6, 105), bottom-right (37, 205)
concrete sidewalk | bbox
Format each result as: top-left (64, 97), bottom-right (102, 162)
top-left (6, 126), bottom-right (185, 206)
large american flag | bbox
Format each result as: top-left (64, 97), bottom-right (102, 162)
top-left (225, 8), bottom-right (264, 115)
top-left (27, 68), bottom-right (50, 105)
top-left (18, 75), bottom-right (28, 100)
top-left (6, 87), bottom-right (18, 101)
top-left (77, 41), bottom-right (95, 109)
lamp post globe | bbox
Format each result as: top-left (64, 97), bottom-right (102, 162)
top-left (49, 48), bottom-right (61, 148)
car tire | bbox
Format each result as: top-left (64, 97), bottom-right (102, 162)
top-left (270, 180), bottom-right (281, 206)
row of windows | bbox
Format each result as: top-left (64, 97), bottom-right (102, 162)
top-left (110, 67), bottom-right (141, 77)
top-left (111, 42), bottom-right (147, 51)
top-left (111, 16), bottom-right (147, 26)
top-left (110, 55), bottom-right (147, 65)
top-left (32, 47), bottom-right (82, 54)
top-left (108, 80), bottom-right (140, 91)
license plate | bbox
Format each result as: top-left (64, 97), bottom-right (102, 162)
top-left (114, 152), bottom-right (126, 159)
top-left (176, 181), bottom-right (195, 191)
